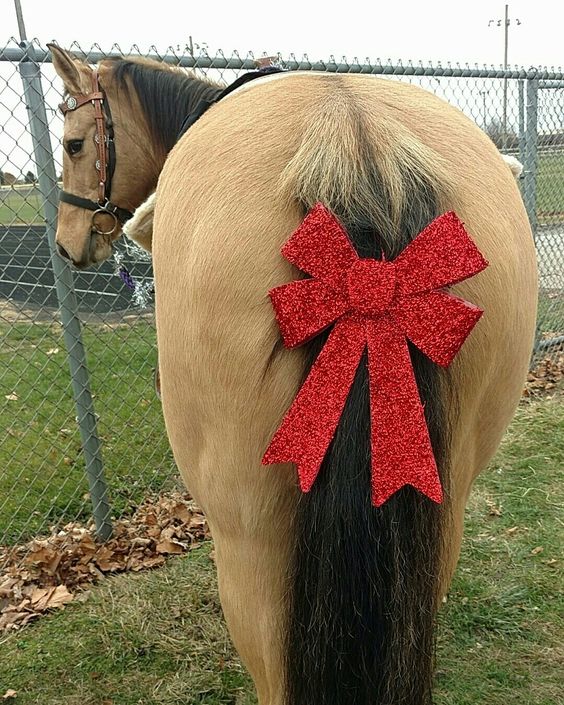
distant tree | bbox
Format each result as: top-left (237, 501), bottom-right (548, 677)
top-left (484, 119), bottom-right (518, 150)
top-left (24, 170), bottom-right (37, 184)
top-left (1, 171), bottom-right (17, 185)
top-left (0, 170), bottom-right (4, 185)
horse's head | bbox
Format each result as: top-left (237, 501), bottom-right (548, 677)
top-left (49, 46), bottom-right (158, 268)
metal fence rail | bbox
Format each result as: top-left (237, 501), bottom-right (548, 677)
top-left (1, 38), bottom-right (563, 548)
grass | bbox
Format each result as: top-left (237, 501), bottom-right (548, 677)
top-left (0, 319), bottom-right (176, 545)
top-left (0, 390), bottom-right (562, 704)
top-left (0, 544), bottom-right (254, 705)
top-left (0, 191), bottom-right (43, 226)
top-left (537, 290), bottom-right (564, 336)
top-left (536, 151), bottom-right (564, 216)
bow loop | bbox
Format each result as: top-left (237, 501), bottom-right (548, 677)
top-left (269, 279), bottom-right (348, 348)
top-left (394, 211), bottom-right (488, 296)
top-left (281, 203), bottom-right (358, 284)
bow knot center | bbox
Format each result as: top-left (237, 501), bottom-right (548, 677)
top-left (346, 259), bottom-right (397, 316)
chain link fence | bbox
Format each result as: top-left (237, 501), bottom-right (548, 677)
top-left (1, 38), bottom-right (563, 550)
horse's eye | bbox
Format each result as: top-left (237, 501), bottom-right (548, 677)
top-left (66, 139), bottom-right (84, 156)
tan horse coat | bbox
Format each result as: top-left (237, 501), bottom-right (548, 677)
top-left (152, 72), bottom-right (537, 704)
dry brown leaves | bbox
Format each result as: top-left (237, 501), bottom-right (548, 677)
top-left (0, 492), bottom-right (209, 634)
top-left (523, 351), bottom-right (564, 397)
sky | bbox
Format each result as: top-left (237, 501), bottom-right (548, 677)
top-left (1, 0), bottom-right (563, 176)
top-left (1, 0), bottom-right (563, 69)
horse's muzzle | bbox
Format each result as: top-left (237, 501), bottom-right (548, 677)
top-left (56, 231), bottom-right (105, 269)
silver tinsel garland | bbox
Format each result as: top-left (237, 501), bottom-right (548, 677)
top-left (112, 241), bottom-right (155, 309)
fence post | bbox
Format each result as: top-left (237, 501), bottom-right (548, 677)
top-left (523, 74), bottom-right (539, 237)
top-left (518, 80), bottom-right (526, 165)
top-left (17, 41), bottom-right (113, 541)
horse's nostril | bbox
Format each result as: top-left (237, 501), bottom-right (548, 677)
top-left (57, 243), bottom-right (71, 260)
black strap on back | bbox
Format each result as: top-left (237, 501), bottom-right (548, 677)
top-left (177, 66), bottom-right (284, 141)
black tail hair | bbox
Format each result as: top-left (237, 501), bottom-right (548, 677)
top-left (284, 184), bottom-right (450, 705)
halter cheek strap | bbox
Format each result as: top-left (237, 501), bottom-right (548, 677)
top-left (59, 70), bottom-right (133, 231)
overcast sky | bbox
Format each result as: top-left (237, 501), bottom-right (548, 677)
top-left (1, 0), bottom-right (563, 69)
top-left (1, 0), bottom-right (563, 176)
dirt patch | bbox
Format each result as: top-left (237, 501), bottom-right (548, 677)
top-left (0, 297), bottom-right (153, 326)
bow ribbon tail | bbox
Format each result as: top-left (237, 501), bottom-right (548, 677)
top-left (262, 317), bottom-right (366, 492)
top-left (366, 318), bottom-right (443, 507)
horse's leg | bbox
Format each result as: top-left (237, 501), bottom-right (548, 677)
top-left (439, 342), bottom-right (531, 594)
top-left (211, 525), bottom-right (291, 705)
top-left (159, 390), bottom-right (296, 704)
top-left (156, 342), bottom-right (300, 705)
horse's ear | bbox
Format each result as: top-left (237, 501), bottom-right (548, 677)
top-left (48, 44), bottom-right (89, 94)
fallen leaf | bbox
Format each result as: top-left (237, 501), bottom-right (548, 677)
top-left (170, 503), bottom-right (192, 523)
top-left (530, 546), bottom-right (544, 556)
top-left (2, 689), bottom-right (17, 699)
top-left (30, 585), bottom-right (73, 611)
top-left (5, 393), bottom-right (18, 401)
top-left (156, 539), bottom-right (185, 555)
top-left (46, 348), bottom-right (60, 355)
top-left (1, 491), bottom-right (208, 634)
top-left (524, 353), bottom-right (564, 396)
top-left (487, 502), bottom-right (502, 517)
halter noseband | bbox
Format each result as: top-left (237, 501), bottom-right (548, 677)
top-left (59, 70), bottom-right (133, 234)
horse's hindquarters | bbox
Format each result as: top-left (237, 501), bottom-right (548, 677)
top-left (153, 72), bottom-right (537, 704)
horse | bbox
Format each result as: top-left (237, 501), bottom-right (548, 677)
top-left (50, 47), bottom-right (538, 705)
top-left (49, 45), bottom-right (225, 267)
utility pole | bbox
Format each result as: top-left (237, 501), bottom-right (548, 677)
top-left (13, 0), bottom-right (27, 40)
top-left (489, 5), bottom-right (521, 151)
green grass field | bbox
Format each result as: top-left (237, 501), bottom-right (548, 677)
top-left (0, 388), bottom-right (562, 704)
top-left (0, 190), bottom-right (44, 225)
top-left (536, 151), bottom-right (564, 216)
top-left (0, 319), bottom-right (175, 545)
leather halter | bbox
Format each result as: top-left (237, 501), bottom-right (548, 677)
top-left (59, 70), bottom-right (133, 234)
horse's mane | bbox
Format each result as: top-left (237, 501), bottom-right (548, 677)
top-left (107, 58), bottom-right (223, 158)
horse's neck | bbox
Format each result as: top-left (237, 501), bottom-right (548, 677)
top-left (110, 60), bottom-right (222, 207)
top-left (138, 71), bottom-right (222, 162)
top-left (124, 71), bottom-right (222, 198)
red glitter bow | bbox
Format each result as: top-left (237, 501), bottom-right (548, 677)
top-left (262, 203), bottom-right (488, 506)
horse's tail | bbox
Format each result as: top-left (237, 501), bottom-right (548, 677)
top-left (279, 80), bottom-right (455, 705)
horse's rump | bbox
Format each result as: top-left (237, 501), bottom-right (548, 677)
top-left (153, 72), bottom-right (537, 704)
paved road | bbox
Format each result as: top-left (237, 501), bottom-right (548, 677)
top-left (0, 225), bottom-right (153, 313)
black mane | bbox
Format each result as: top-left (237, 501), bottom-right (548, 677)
top-left (108, 58), bottom-right (223, 156)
